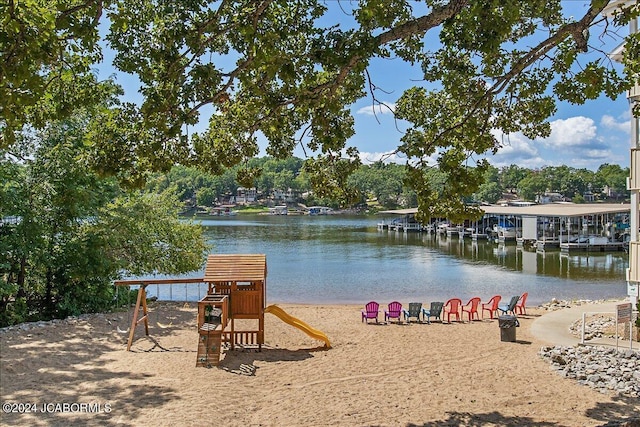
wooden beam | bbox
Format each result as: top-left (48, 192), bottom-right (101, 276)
top-left (114, 278), bottom-right (205, 286)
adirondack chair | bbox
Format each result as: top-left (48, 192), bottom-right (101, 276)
top-left (515, 292), bottom-right (528, 315)
top-left (384, 301), bottom-right (403, 324)
top-left (361, 301), bottom-right (380, 324)
top-left (422, 301), bottom-right (444, 324)
top-left (402, 302), bottom-right (423, 323)
top-left (498, 295), bottom-right (520, 316)
top-left (461, 297), bottom-right (481, 321)
top-left (481, 295), bottom-right (501, 319)
top-left (442, 298), bottom-right (463, 323)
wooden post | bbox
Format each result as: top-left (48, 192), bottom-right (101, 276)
top-left (142, 286), bottom-right (149, 336)
top-left (126, 284), bottom-right (150, 351)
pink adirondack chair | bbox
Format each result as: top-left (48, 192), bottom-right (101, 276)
top-left (361, 301), bottom-right (380, 324)
top-left (461, 297), bottom-right (481, 321)
top-left (384, 301), bottom-right (403, 324)
top-left (443, 298), bottom-right (462, 323)
top-left (481, 295), bottom-right (501, 319)
top-left (515, 292), bottom-right (528, 315)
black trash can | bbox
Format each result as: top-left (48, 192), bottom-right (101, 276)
top-left (498, 315), bottom-right (518, 342)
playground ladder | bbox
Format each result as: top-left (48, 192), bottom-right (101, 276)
top-left (196, 330), bottom-right (222, 368)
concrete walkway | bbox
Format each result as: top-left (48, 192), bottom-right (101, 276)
top-left (530, 301), bottom-right (638, 350)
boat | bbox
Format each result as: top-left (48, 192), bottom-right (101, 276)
top-left (210, 205), bottom-right (238, 216)
top-left (308, 206), bottom-right (333, 215)
top-left (268, 206), bottom-right (288, 215)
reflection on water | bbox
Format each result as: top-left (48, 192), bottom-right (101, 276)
top-left (412, 234), bottom-right (627, 281)
top-left (194, 215), bottom-right (628, 306)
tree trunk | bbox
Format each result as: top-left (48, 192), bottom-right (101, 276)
top-left (16, 255), bottom-right (26, 298)
top-left (45, 267), bottom-right (54, 319)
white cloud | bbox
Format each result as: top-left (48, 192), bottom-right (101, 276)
top-left (492, 144), bottom-right (547, 169)
top-left (541, 116), bottom-right (597, 148)
top-left (352, 110), bottom-right (631, 171)
top-left (564, 149), bottom-right (626, 168)
top-left (577, 149), bottom-right (626, 165)
top-left (494, 133), bottom-right (538, 157)
top-left (583, 148), bottom-right (614, 159)
top-left (356, 102), bottom-right (396, 116)
top-left (600, 114), bottom-right (630, 133)
top-left (358, 151), bottom-right (405, 164)
top-left (489, 130), bottom-right (539, 164)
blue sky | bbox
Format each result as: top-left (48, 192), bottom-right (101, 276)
top-left (99, 1), bottom-right (633, 171)
top-left (341, 1), bottom-right (633, 171)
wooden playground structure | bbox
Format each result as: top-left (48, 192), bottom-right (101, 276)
top-left (114, 254), bottom-right (330, 367)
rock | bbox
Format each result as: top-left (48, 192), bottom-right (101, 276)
top-left (539, 345), bottom-right (640, 398)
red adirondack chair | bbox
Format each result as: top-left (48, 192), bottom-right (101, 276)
top-left (462, 297), bottom-right (481, 321)
top-left (481, 295), bottom-right (501, 319)
top-left (442, 298), bottom-right (462, 323)
top-left (515, 292), bottom-right (528, 315)
top-left (384, 301), bottom-right (403, 324)
top-left (361, 301), bottom-right (380, 324)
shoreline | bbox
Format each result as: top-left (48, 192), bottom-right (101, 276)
top-left (0, 296), bottom-right (632, 333)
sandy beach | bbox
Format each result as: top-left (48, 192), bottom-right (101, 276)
top-left (1, 302), bottom-right (639, 427)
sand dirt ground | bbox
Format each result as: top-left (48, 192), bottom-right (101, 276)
top-left (1, 302), bottom-right (639, 426)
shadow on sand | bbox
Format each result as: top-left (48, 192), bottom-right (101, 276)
top-left (406, 409), bottom-right (640, 427)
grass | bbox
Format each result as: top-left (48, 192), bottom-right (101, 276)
top-left (235, 206), bottom-right (270, 214)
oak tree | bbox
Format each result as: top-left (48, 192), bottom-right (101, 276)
top-left (2, 0), bottom-right (638, 223)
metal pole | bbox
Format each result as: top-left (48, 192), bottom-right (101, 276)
top-left (581, 312), bottom-right (586, 345)
top-left (616, 315), bottom-right (619, 351)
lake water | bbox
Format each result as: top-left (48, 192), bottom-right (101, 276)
top-left (160, 214), bottom-right (629, 307)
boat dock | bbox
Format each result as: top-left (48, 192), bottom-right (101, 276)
top-left (378, 203), bottom-right (631, 253)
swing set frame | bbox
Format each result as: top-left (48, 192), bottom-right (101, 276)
top-left (114, 278), bottom-right (205, 351)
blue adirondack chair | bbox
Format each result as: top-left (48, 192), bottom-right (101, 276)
top-left (403, 302), bottom-right (423, 323)
top-left (498, 295), bottom-right (520, 316)
top-left (422, 301), bottom-right (444, 324)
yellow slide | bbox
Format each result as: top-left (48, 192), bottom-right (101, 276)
top-left (264, 305), bottom-right (331, 348)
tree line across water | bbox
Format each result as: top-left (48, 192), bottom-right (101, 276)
top-left (152, 159), bottom-right (631, 211)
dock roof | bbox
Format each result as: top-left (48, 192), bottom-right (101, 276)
top-left (379, 203), bottom-right (630, 218)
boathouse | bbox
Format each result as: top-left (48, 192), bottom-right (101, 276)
top-left (378, 203), bottom-right (631, 252)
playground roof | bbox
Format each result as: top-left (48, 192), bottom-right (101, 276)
top-left (204, 254), bottom-right (267, 282)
